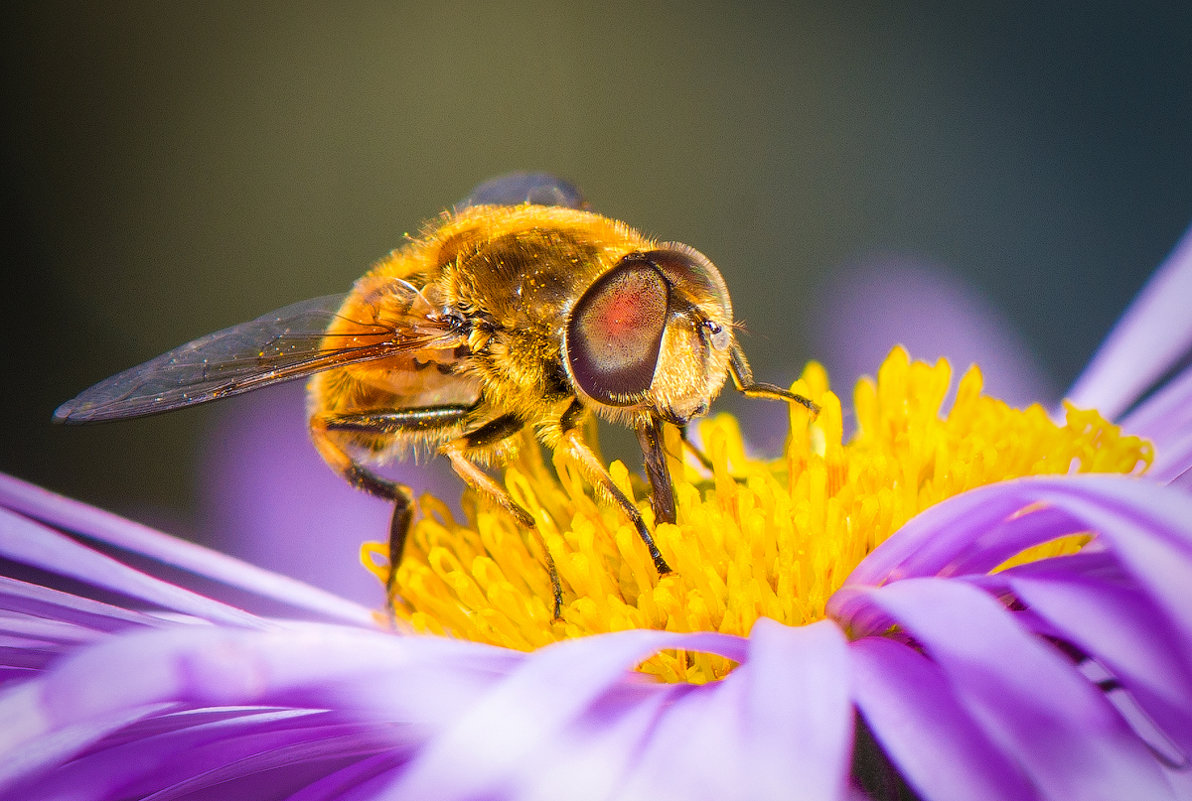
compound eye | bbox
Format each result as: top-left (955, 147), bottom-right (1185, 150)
top-left (567, 257), bottom-right (669, 405)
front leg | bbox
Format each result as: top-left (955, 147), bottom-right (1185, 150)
top-left (558, 400), bottom-right (673, 576)
top-left (634, 414), bottom-right (677, 526)
top-left (729, 343), bottom-right (820, 414)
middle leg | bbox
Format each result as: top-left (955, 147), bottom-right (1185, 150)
top-left (440, 414), bottom-right (564, 619)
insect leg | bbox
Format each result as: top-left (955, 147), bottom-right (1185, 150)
top-left (634, 415), bottom-right (677, 525)
top-left (440, 414), bottom-right (564, 619)
top-left (729, 343), bottom-right (819, 414)
top-left (311, 405), bottom-right (472, 603)
top-left (559, 401), bottom-right (673, 576)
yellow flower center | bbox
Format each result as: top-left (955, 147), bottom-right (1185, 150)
top-left (361, 348), bottom-right (1151, 682)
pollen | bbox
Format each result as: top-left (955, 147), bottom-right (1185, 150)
top-left (361, 347), bottom-right (1152, 683)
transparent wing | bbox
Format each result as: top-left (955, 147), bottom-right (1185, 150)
top-left (55, 289), bottom-right (460, 423)
top-left (457, 172), bottom-right (588, 211)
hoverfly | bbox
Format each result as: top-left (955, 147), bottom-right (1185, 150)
top-left (55, 173), bottom-right (818, 617)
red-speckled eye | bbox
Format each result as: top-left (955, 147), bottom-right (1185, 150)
top-left (566, 257), bottom-right (669, 405)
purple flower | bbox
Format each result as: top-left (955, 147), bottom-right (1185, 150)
top-left (3, 225), bottom-right (1192, 799)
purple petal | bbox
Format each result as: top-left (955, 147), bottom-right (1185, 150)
top-left (735, 619), bottom-right (852, 801)
top-left (0, 576), bottom-right (162, 634)
top-left (20, 709), bottom-right (399, 801)
top-left (1067, 221), bottom-right (1192, 419)
top-left (1148, 430), bottom-right (1192, 487)
top-left (0, 473), bottom-right (375, 627)
top-left (125, 723), bottom-right (402, 801)
top-left (1119, 364), bottom-right (1192, 446)
top-left (1010, 478), bottom-right (1192, 645)
top-left (1, 615), bottom-right (751, 800)
top-left (850, 637), bottom-right (1037, 801)
top-left (385, 629), bottom-right (745, 800)
top-left (611, 670), bottom-right (745, 799)
top-left (841, 475), bottom-right (1192, 604)
top-left (1000, 565), bottom-right (1192, 757)
top-left (285, 752), bottom-right (403, 801)
top-left (513, 687), bottom-right (676, 801)
top-left (0, 685), bottom-right (172, 794)
top-left (609, 621), bottom-right (853, 801)
top-left (0, 624), bottom-right (519, 792)
top-left (844, 578), bottom-right (1173, 800)
top-left (0, 508), bottom-right (261, 628)
top-left (839, 481), bottom-right (1062, 586)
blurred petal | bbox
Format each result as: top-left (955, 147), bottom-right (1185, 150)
top-left (810, 255), bottom-right (1057, 409)
top-left (735, 619), bottom-right (852, 801)
top-left (1068, 221), bottom-right (1192, 418)
top-left (1119, 365), bottom-right (1192, 445)
top-left (24, 709), bottom-right (401, 801)
top-left (510, 687), bottom-right (674, 801)
top-left (0, 505), bottom-right (260, 628)
top-left (1118, 363), bottom-right (1192, 483)
top-left (387, 629), bottom-right (743, 800)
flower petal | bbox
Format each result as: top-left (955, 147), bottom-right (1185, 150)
top-left (736, 619), bottom-right (852, 801)
top-left (16, 709), bottom-right (400, 801)
top-left (284, 752), bottom-right (403, 801)
top-left (1012, 478), bottom-right (1192, 649)
top-left (842, 475), bottom-right (1192, 604)
top-left (511, 687), bottom-right (676, 801)
top-left (839, 481), bottom-right (1062, 586)
top-left (611, 621), bottom-right (853, 801)
top-left (611, 670), bottom-right (745, 799)
top-left (1119, 364), bottom-right (1192, 447)
top-left (843, 578), bottom-right (1174, 800)
top-left (850, 636), bottom-right (1037, 801)
top-left (0, 508), bottom-right (260, 628)
top-left (1067, 221), bottom-right (1192, 419)
top-left (0, 575), bottom-right (160, 636)
top-left (386, 629), bottom-right (744, 800)
top-left (1000, 564), bottom-right (1192, 759)
top-left (1149, 431), bottom-right (1192, 488)
top-left (0, 474), bottom-right (375, 626)
top-left (0, 624), bottom-right (519, 794)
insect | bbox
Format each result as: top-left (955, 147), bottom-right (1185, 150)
top-left (55, 173), bottom-right (818, 618)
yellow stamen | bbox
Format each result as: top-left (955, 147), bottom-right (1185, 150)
top-left (361, 348), bottom-right (1152, 682)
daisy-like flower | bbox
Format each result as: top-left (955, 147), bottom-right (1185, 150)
top-left (4, 226), bottom-right (1192, 800)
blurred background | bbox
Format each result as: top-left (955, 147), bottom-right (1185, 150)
top-left (4, 3), bottom-right (1191, 603)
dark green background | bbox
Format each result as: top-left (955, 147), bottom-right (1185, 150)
top-left (5, 2), bottom-right (1191, 541)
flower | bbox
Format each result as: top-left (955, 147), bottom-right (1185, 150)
top-left (367, 349), bottom-right (1151, 688)
top-left (3, 225), bottom-right (1192, 799)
